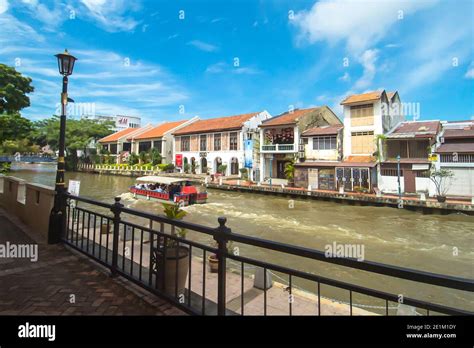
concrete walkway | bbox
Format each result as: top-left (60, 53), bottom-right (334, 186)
top-left (0, 209), bottom-right (184, 316)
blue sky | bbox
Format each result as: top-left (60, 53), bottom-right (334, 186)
top-left (0, 0), bottom-right (473, 124)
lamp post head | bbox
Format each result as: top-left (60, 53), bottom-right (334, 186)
top-left (55, 49), bottom-right (77, 76)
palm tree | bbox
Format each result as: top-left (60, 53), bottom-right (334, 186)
top-left (375, 134), bottom-right (387, 163)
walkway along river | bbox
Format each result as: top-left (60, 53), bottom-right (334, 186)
top-left (11, 164), bottom-right (474, 313)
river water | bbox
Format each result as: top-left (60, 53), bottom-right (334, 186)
top-left (10, 163), bottom-right (474, 313)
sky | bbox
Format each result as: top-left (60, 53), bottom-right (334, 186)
top-left (0, 0), bottom-right (473, 125)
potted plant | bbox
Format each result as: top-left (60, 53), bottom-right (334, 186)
top-left (183, 163), bottom-right (190, 174)
top-left (284, 160), bottom-right (295, 186)
top-left (217, 164), bottom-right (227, 176)
top-left (208, 241), bottom-right (234, 273)
top-left (239, 168), bottom-right (249, 181)
top-left (430, 169), bottom-right (454, 203)
top-left (158, 203), bottom-right (190, 297)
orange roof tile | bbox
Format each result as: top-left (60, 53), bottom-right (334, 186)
top-left (99, 128), bottom-right (138, 143)
top-left (133, 120), bottom-right (188, 140)
top-left (341, 91), bottom-right (385, 105)
top-left (260, 108), bottom-right (320, 127)
top-left (173, 112), bottom-right (260, 135)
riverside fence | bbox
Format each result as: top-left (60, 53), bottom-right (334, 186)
top-left (61, 193), bottom-right (474, 316)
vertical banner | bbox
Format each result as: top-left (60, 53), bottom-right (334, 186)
top-left (175, 154), bottom-right (183, 167)
top-left (244, 139), bottom-right (253, 168)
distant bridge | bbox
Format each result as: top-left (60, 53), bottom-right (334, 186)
top-left (0, 155), bottom-right (57, 163)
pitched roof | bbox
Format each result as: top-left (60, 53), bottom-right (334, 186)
top-left (443, 127), bottom-right (474, 139)
top-left (436, 143), bottom-right (474, 153)
top-left (173, 112), bottom-right (260, 135)
top-left (340, 90), bottom-right (397, 105)
top-left (99, 128), bottom-right (138, 143)
top-left (260, 107), bottom-right (322, 127)
top-left (388, 121), bottom-right (440, 138)
top-left (301, 125), bottom-right (343, 137)
top-left (133, 120), bottom-right (188, 140)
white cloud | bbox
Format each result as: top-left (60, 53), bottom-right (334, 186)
top-left (353, 49), bottom-right (378, 89)
top-left (292, 0), bottom-right (437, 55)
top-left (0, 0), bottom-right (9, 14)
top-left (80, 0), bottom-right (140, 32)
top-left (339, 71), bottom-right (350, 82)
top-left (205, 62), bottom-right (262, 75)
top-left (187, 40), bottom-right (218, 52)
top-left (465, 63), bottom-right (474, 79)
top-left (0, 13), bottom-right (44, 43)
top-left (206, 62), bottom-right (226, 74)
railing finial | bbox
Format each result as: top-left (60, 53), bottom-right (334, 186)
top-left (114, 196), bottom-right (121, 203)
top-left (217, 216), bottom-right (227, 227)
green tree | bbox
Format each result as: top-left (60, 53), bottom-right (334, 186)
top-left (30, 116), bottom-right (114, 170)
top-left (139, 151), bottom-right (149, 164)
top-left (149, 148), bottom-right (162, 165)
top-left (0, 113), bottom-right (32, 142)
top-left (0, 64), bottom-right (34, 114)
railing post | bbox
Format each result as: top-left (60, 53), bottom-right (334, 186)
top-left (214, 216), bottom-right (231, 316)
top-left (110, 196), bottom-right (123, 277)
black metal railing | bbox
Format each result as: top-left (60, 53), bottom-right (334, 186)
top-left (61, 193), bottom-right (474, 316)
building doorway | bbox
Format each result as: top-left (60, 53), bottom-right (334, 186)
top-left (230, 157), bottom-right (239, 175)
top-left (404, 169), bottom-right (416, 193)
top-left (201, 157), bottom-right (208, 174)
top-left (276, 160), bottom-right (291, 179)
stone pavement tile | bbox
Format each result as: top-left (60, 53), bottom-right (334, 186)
top-left (0, 214), bottom-right (185, 316)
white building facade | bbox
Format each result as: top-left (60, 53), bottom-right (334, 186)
top-left (173, 111), bottom-right (272, 180)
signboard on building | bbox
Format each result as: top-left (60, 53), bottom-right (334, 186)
top-left (428, 154), bottom-right (438, 162)
top-left (116, 116), bottom-right (129, 128)
top-left (244, 140), bottom-right (253, 168)
top-left (175, 154), bottom-right (183, 167)
top-left (68, 180), bottom-right (81, 196)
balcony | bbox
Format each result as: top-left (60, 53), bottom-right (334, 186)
top-left (261, 144), bottom-right (295, 153)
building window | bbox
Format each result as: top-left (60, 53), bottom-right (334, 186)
top-left (230, 132), bottom-right (238, 150)
top-left (181, 136), bottom-right (190, 152)
top-left (351, 131), bottom-right (374, 154)
top-left (138, 141), bottom-right (151, 153)
top-left (110, 144), bottom-right (118, 154)
top-left (416, 170), bottom-right (430, 178)
top-left (381, 168), bottom-right (402, 177)
top-left (153, 140), bottom-right (162, 153)
top-left (440, 153), bottom-right (474, 163)
top-left (350, 104), bottom-right (374, 126)
top-left (214, 133), bottom-right (221, 151)
top-left (200, 134), bottom-right (207, 151)
top-left (313, 136), bottom-right (337, 150)
top-left (122, 142), bottom-right (131, 152)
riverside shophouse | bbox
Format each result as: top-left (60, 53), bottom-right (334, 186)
top-left (98, 125), bottom-right (153, 163)
top-left (259, 106), bottom-right (342, 184)
top-left (434, 120), bottom-right (474, 197)
top-left (130, 118), bottom-right (199, 164)
top-left (378, 120), bottom-right (440, 194)
top-left (173, 111), bottom-right (271, 180)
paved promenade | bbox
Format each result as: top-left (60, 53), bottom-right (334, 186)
top-left (0, 209), bottom-right (184, 316)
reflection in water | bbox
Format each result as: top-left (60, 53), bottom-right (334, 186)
top-left (11, 166), bottom-right (474, 311)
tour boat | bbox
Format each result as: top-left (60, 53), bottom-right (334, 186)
top-left (129, 176), bottom-right (208, 206)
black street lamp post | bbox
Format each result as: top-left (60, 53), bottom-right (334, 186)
top-left (48, 49), bottom-right (77, 244)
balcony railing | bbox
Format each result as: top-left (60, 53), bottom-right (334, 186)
top-left (261, 144), bottom-right (295, 152)
top-left (60, 193), bottom-right (474, 316)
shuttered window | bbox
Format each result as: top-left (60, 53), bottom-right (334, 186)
top-left (351, 131), bottom-right (374, 154)
top-left (350, 104), bottom-right (374, 126)
top-left (181, 136), bottom-right (190, 152)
